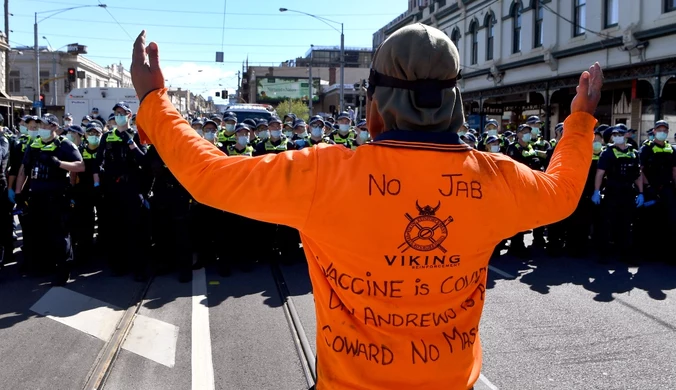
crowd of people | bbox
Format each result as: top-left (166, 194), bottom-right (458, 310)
top-left (0, 105), bottom-right (372, 285)
top-left (466, 115), bottom-right (676, 263)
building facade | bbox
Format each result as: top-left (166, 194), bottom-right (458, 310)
top-left (240, 46), bottom-right (372, 116)
top-left (9, 46), bottom-right (132, 114)
top-left (373, 0), bottom-right (676, 140)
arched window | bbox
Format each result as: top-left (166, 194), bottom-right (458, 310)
top-left (512, 1), bottom-right (523, 53)
top-left (469, 19), bottom-right (479, 65)
top-left (484, 12), bottom-right (496, 61)
top-left (534, 0), bottom-right (543, 47)
top-left (450, 27), bottom-right (461, 49)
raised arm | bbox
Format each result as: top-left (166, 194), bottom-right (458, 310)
top-left (493, 64), bottom-right (602, 237)
top-left (132, 31), bottom-right (316, 229)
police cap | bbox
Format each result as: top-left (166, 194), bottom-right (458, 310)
top-left (485, 119), bottom-right (499, 128)
top-left (654, 120), bottom-right (669, 130)
top-left (113, 102), bottom-right (132, 113)
top-left (484, 134), bottom-right (499, 144)
top-left (235, 123), bottom-right (251, 133)
top-left (268, 117), bottom-right (282, 125)
top-left (309, 115), bottom-right (325, 126)
top-left (336, 111), bottom-right (350, 120)
top-left (202, 120), bottom-right (219, 130)
top-left (66, 125), bottom-right (85, 135)
top-left (293, 119), bottom-right (307, 128)
top-left (516, 124), bottom-right (532, 133)
top-left (526, 115), bottom-right (543, 125)
top-left (86, 121), bottom-right (104, 132)
top-left (242, 118), bottom-right (257, 129)
top-left (464, 133), bottom-right (477, 143)
top-left (555, 122), bottom-right (564, 133)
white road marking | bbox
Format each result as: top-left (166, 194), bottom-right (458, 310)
top-left (121, 314), bottom-right (179, 368)
top-left (192, 268), bottom-right (215, 390)
top-left (29, 287), bottom-right (124, 342)
top-left (30, 287), bottom-right (180, 367)
top-left (488, 265), bottom-right (515, 279)
top-left (479, 373), bottom-right (500, 390)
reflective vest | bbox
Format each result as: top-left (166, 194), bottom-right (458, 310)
top-left (513, 142), bottom-right (541, 170)
top-left (228, 144), bottom-right (254, 156)
top-left (608, 145), bottom-right (639, 184)
top-left (19, 134), bottom-right (32, 152)
top-left (331, 130), bottom-right (355, 144)
top-left (264, 139), bottom-right (288, 152)
top-left (217, 130), bottom-right (236, 144)
top-left (29, 136), bottom-right (66, 183)
top-left (531, 137), bottom-right (548, 151)
top-left (82, 147), bottom-right (97, 160)
top-left (649, 140), bottom-right (674, 154)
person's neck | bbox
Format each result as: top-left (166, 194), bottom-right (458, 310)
top-left (117, 125), bottom-right (128, 132)
top-left (87, 144), bottom-right (98, 151)
top-left (616, 143), bottom-right (628, 150)
top-left (270, 137), bottom-right (281, 143)
top-left (519, 140), bottom-right (529, 147)
top-left (655, 139), bottom-right (665, 146)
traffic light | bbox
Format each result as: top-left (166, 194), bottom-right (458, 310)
top-left (67, 68), bottom-right (76, 82)
top-left (39, 94), bottom-right (45, 105)
top-left (221, 90), bottom-right (228, 99)
top-left (215, 91), bottom-right (220, 97)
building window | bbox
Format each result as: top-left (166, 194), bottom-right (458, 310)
top-left (96, 79), bottom-right (101, 87)
top-left (9, 70), bottom-right (20, 93)
top-left (666, 0), bottom-right (676, 13)
top-left (469, 20), bottom-right (479, 65)
top-left (86, 76), bottom-right (92, 88)
top-left (574, 0), bottom-right (586, 36)
top-left (40, 70), bottom-right (50, 93)
top-left (534, 0), bottom-right (544, 47)
top-left (604, 0), bottom-right (618, 27)
top-left (485, 13), bottom-right (496, 61)
top-left (512, 2), bottom-right (522, 53)
top-left (450, 27), bottom-right (461, 49)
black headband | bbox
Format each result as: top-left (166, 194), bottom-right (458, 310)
top-left (367, 69), bottom-right (462, 109)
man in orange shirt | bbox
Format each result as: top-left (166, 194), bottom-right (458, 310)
top-left (131, 24), bottom-right (602, 390)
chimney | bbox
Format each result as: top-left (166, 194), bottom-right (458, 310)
top-left (329, 67), bottom-right (336, 85)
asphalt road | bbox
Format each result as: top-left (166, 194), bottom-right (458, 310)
top-left (0, 233), bottom-right (674, 390)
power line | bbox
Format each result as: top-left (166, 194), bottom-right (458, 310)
top-left (21, 0), bottom-right (400, 17)
top-left (9, 30), bottom-right (313, 47)
top-left (11, 14), bottom-right (376, 31)
top-left (220, 0), bottom-right (227, 51)
top-left (97, 0), bottom-right (133, 40)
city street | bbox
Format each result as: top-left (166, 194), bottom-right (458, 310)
top-left (0, 234), bottom-right (674, 390)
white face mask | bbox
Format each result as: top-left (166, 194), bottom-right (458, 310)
top-left (338, 124), bottom-right (350, 133)
top-left (458, 131), bottom-right (466, 137)
top-left (87, 135), bottom-right (101, 146)
top-left (224, 123), bottom-right (235, 132)
top-left (530, 128), bottom-right (540, 136)
top-left (270, 130), bottom-right (282, 139)
top-left (283, 131), bottom-right (294, 138)
top-left (204, 132), bottom-right (215, 141)
top-left (298, 131), bottom-right (308, 138)
top-left (258, 130), bottom-right (270, 140)
top-left (38, 129), bottom-right (53, 140)
top-left (66, 133), bottom-right (77, 143)
top-left (237, 136), bottom-right (249, 145)
top-left (64, 120), bottom-right (73, 127)
top-left (115, 114), bottom-right (128, 126)
top-left (19, 125), bottom-right (28, 135)
top-left (28, 130), bottom-right (39, 138)
top-left (196, 129), bottom-right (204, 137)
top-left (521, 133), bottom-right (532, 143)
top-left (655, 132), bottom-right (668, 141)
top-left (359, 131), bottom-right (369, 141)
top-left (311, 127), bottom-right (323, 138)
top-left (490, 145), bottom-right (500, 153)
top-left (593, 141), bottom-right (603, 152)
top-left (612, 135), bottom-right (625, 145)
top-left (486, 129), bottom-right (498, 136)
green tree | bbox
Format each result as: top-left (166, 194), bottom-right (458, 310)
top-left (275, 99), bottom-right (309, 122)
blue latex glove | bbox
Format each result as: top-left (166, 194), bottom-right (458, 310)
top-left (591, 190), bottom-right (601, 205)
top-left (93, 182), bottom-right (100, 188)
top-left (636, 193), bottom-right (644, 207)
top-left (8, 188), bottom-right (15, 204)
top-left (143, 199), bottom-right (150, 209)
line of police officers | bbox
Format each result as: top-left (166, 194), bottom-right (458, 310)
top-left (0, 105), bottom-right (371, 285)
top-left (467, 115), bottom-right (676, 263)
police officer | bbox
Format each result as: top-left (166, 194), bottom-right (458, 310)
top-left (505, 124), bottom-right (544, 256)
top-left (347, 120), bottom-right (370, 150)
top-left (65, 124), bottom-right (84, 147)
top-left (191, 119), bottom-right (204, 137)
top-left (458, 122), bottom-right (470, 138)
top-left (70, 124), bottom-right (102, 263)
top-left (201, 120), bottom-right (220, 146)
top-left (638, 120), bottom-right (676, 262)
top-left (330, 111), bottom-right (355, 145)
top-left (63, 113), bottom-right (74, 128)
top-left (643, 129), bottom-right (654, 146)
top-left (252, 119), bottom-right (268, 146)
top-left (254, 120), bottom-right (296, 156)
top-left (484, 135), bottom-right (501, 153)
top-left (479, 119), bottom-right (504, 152)
top-left (592, 125), bottom-right (644, 262)
top-left (217, 113), bottom-right (237, 145)
top-left (146, 142), bottom-right (194, 282)
top-left (81, 115), bottom-right (92, 128)
top-left (292, 118), bottom-right (309, 142)
top-left (295, 119), bottom-right (335, 149)
top-left (226, 124), bottom-right (255, 156)
top-left (626, 127), bottom-right (639, 149)
top-left (14, 117), bottom-right (84, 284)
top-left (90, 107), bottom-right (106, 125)
top-left (94, 102), bottom-right (149, 279)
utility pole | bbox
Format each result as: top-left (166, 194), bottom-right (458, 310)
top-left (236, 70), bottom-right (240, 101)
top-left (308, 44), bottom-right (313, 116)
top-left (4, 0), bottom-right (9, 95)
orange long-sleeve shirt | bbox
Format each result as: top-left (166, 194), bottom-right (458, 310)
top-left (138, 89), bottom-right (595, 390)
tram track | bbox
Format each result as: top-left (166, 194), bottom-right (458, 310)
top-left (270, 263), bottom-right (317, 390)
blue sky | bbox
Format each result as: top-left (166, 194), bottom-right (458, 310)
top-left (10, 0), bottom-right (402, 98)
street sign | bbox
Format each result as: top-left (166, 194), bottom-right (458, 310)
top-left (215, 52), bottom-right (224, 62)
top-left (32, 101), bottom-right (43, 108)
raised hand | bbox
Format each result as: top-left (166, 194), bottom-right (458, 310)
top-left (570, 62), bottom-right (603, 116)
top-left (131, 30), bottom-right (165, 102)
